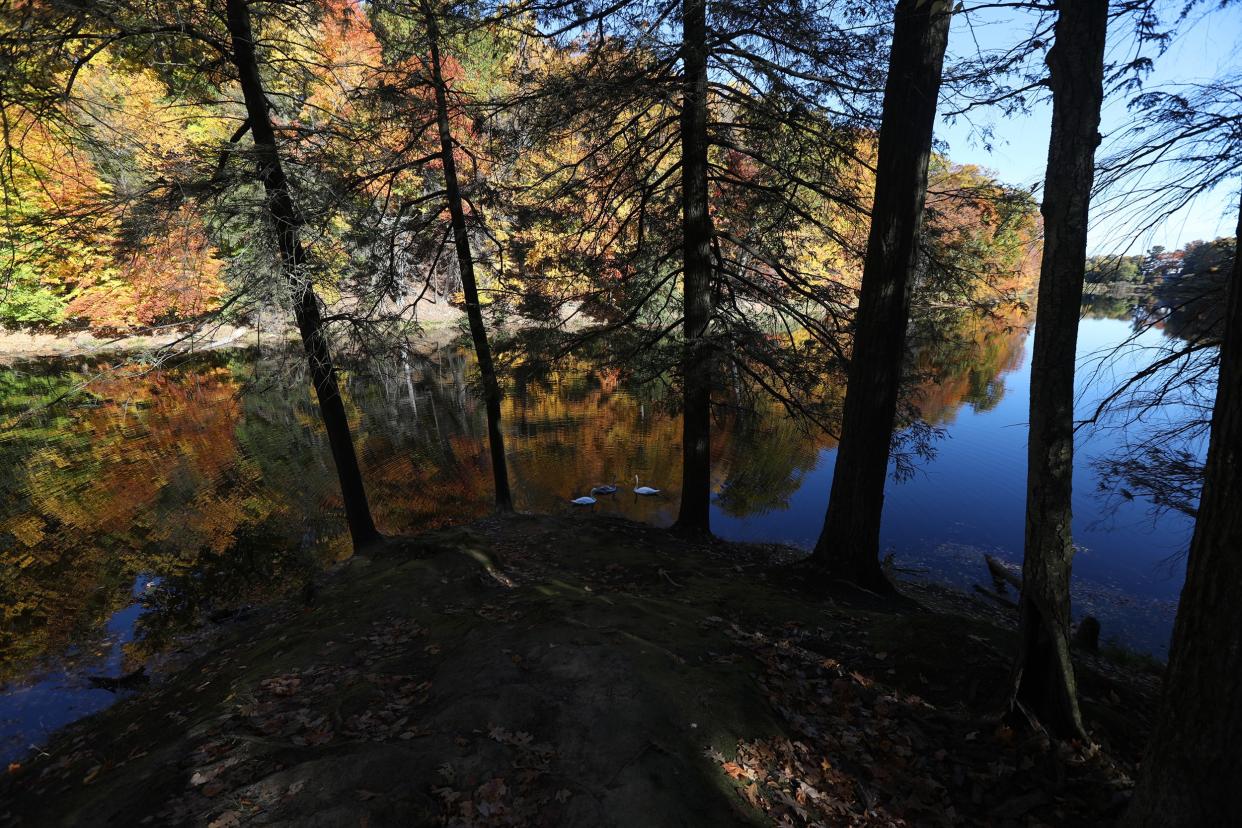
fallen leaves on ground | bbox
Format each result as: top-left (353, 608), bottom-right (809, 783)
top-left (432, 725), bottom-right (561, 827)
top-left (149, 613), bottom-right (441, 825)
top-left (713, 621), bottom-right (1135, 827)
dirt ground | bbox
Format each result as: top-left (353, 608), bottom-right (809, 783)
top-left (0, 514), bottom-right (1159, 827)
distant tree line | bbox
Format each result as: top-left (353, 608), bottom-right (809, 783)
top-left (1085, 237), bottom-right (1234, 289)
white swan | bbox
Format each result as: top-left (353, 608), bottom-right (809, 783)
top-left (633, 475), bottom-right (660, 496)
top-left (590, 483), bottom-right (618, 495)
top-left (570, 495), bottom-right (597, 506)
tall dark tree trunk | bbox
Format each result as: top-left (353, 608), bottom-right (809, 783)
top-left (224, 0), bottom-right (381, 549)
top-left (673, 0), bottom-right (713, 535)
top-left (425, 9), bottom-right (513, 512)
top-left (1009, 0), bottom-right (1107, 742)
top-left (810, 0), bottom-right (951, 589)
top-left (1122, 192), bottom-right (1242, 826)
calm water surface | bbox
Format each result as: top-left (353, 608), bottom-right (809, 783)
top-left (0, 312), bottom-right (1203, 761)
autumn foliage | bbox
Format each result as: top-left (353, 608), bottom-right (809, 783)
top-left (1, 0), bottom-right (1039, 336)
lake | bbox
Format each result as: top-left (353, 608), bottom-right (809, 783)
top-left (0, 309), bottom-right (1204, 762)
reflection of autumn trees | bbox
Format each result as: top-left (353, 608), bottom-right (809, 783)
top-left (0, 312), bottom-right (1028, 682)
top-left (503, 363), bottom-right (830, 523)
top-left (1, 354), bottom-right (369, 681)
top-left (65, 369), bottom-right (253, 549)
top-left (907, 307), bottom-right (1032, 425)
top-left (1, 359), bottom-right (269, 682)
top-left (714, 414), bottom-right (830, 518)
top-left (503, 369), bottom-right (689, 524)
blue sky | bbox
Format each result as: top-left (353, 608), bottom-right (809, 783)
top-left (937, 2), bottom-right (1242, 255)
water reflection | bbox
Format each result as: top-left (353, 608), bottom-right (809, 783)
top-left (0, 307), bottom-right (1205, 760)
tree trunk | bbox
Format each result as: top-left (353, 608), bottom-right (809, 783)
top-left (425, 9), bottom-right (513, 512)
top-left (1122, 191), bottom-right (1242, 826)
top-left (673, 0), bottom-right (713, 535)
top-left (224, 0), bottom-right (381, 549)
top-left (1009, 0), bottom-right (1107, 742)
top-left (810, 0), bottom-right (951, 589)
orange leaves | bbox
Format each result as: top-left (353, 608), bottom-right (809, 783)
top-left (319, 0), bottom-right (383, 68)
top-left (923, 160), bottom-right (1043, 298)
top-left (303, 0), bottom-right (384, 121)
top-left (65, 206), bottom-right (226, 329)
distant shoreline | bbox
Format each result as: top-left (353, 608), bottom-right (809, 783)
top-left (0, 323), bottom-right (266, 363)
top-left (0, 316), bottom-right (466, 364)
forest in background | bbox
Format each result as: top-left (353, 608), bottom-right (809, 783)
top-left (0, 0), bottom-right (1038, 335)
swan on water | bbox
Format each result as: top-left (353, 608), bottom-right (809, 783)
top-left (571, 496), bottom-right (597, 506)
top-left (633, 476), bottom-right (660, 496)
top-left (590, 483), bottom-right (618, 495)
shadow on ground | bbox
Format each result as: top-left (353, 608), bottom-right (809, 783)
top-left (0, 514), bottom-right (1157, 826)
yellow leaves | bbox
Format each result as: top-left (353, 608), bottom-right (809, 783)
top-left (31, 446), bottom-right (71, 470)
top-left (75, 60), bottom-right (195, 168)
top-left (2, 106), bottom-right (104, 213)
top-left (5, 514), bottom-right (46, 548)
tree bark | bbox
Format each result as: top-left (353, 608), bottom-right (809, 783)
top-left (425, 9), bottom-right (513, 512)
top-left (810, 0), bottom-right (951, 589)
top-left (1009, 0), bottom-right (1107, 742)
top-left (224, 0), bottom-right (381, 549)
top-left (1122, 191), bottom-right (1242, 826)
top-left (673, 0), bottom-right (713, 535)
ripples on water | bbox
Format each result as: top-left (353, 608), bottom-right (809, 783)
top-left (0, 313), bottom-right (1204, 761)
